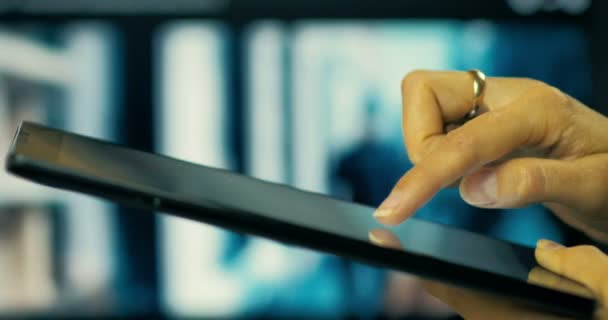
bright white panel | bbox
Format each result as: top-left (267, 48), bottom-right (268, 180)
top-left (244, 20), bottom-right (322, 287)
top-left (61, 23), bottom-right (118, 295)
top-left (156, 22), bottom-right (243, 317)
top-left (0, 30), bottom-right (69, 85)
top-left (291, 22), bottom-right (455, 193)
top-left (246, 22), bottom-right (286, 183)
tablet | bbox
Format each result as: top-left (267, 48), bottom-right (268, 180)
top-left (5, 121), bottom-right (596, 318)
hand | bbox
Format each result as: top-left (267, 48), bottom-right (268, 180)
top-left (424, 240), bottom-right (608, 320)
top-left (368, 231), bottom-right (608, 319)
top-left (373, 70), bottom-right (608, 243)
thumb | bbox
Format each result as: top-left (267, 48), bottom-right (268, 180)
top-left (535, 240), bottom-right (608, 303)
top-left (459, 156), bottom-right (607, 210)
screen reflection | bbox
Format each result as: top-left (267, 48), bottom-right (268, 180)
top-left (23, 123), bottom-right (592, 302)
top-left (368, 228), bottom-right (593, 299)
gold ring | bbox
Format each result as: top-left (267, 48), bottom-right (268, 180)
top-left (465, 69), bottom-right (486, 119)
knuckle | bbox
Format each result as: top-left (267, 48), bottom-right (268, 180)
top-left (483, 107), bottom-right (509, 125)
top-left (445, 131), bottom-right (478, 162)
top-left (446, 130), bottom-right (475, 149)
top-left (570, 245), bottom-right (603, 258)
top-left (514, 163), bottom-right (547, 200)
top-left (520, 83), bottom-right (572, 146)
top-left (406, 136), bottom-right (441, 164)
top-left (401, 70), bottom-right (429, 92)
top-left (403, 135), bottom-right (422, 164)
top-left (407, 148), bottom-right (423, 164)
top-left (520, 77), bottom-right (546, 88)
top-left (526, 83), bottom-right (571, 112)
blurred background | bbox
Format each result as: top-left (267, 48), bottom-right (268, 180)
top-left (0, 0), bottom-right (606, 318)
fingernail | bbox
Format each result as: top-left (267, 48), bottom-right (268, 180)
top-left (368, 231), bottom-right (381, 244)
top-left (373, 208), bottom-right (393, 218)
top-left (463, 169), bottom-right (497, 205)
top-left (537, 239), bottom-right (564, 250)
top-left (374, 191), bottom-right (402, 219)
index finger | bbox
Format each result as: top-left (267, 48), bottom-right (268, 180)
top-left (376, 83), bottom-right (565, 225)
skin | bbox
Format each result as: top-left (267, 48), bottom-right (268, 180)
top-left (369, 230), bottom-right (608, 319)
top-left (425, 241), bottom-right (608, 320)
top-left (373, 70), bottom-right (608, 318)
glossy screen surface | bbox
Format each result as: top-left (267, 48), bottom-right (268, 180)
top-left (11, 123), bottom-right (592, 300)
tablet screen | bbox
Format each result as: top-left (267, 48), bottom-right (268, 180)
top-left (11, 122), bottom-right (593, 301)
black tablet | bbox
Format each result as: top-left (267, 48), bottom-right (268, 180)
top-left (5, 121), bottom-right (597, 318)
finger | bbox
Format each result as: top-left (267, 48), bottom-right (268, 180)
top-left (368, 229), bottom-right (402, 250)
top-left (422, 280), bottom-right (566, 320)
top-left (401, 70), bottom-right (476, 163)
top-left (535, 239), bottom-right (608, 302)
top-left (368, 229), bottom-right (508, 317)
top-left (401, 70), bottom-right (540, 164)
top-left (369, 227), bottom-right (576, 318)
top-left (459, 154), bottom-right (608, 211)
top-left (528, 266), bottom-right (594, 299)
top-left (377, 105), bottom-right (535, 224)
top-left (376, 83), bottom-right (571, 225)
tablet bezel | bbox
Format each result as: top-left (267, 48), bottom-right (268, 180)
top-left (6, 121), bottom-right (597, 318)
